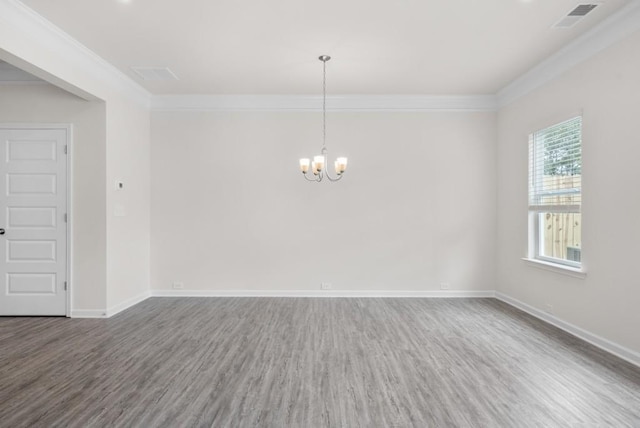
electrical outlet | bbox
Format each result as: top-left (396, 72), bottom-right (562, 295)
top-left (321, 282), bottom-right (332, 290)
top-left (440, 282), bottom-right (450, 290)
top-left (544, 303), bottom-right (553, 314)
top-left (172, 282), bottom-right (184, 290)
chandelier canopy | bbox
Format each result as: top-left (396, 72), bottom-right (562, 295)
top-left (299, 55), bottom-right (347, 182)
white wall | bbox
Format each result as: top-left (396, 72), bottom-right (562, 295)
top-left (0, 84), bottom-right (107, 311)
top-left (106, 98), bottom-right (151, 309)
top-left (151, 111), bottom-right (497, 293)
top-left (497, 29), bottom-right (640, 354)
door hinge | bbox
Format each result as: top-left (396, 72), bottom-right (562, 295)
top-left (64, 145), bottom-right (68, 155)
top-left (64, 213), bottom-right (68, 223)
top-left (64, 281), bottom-right (67, 291)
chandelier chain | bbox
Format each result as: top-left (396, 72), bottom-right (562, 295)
top-left (322, 58), bottom-right (327, 151)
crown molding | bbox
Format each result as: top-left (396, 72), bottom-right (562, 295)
top-left (497, 1), bottom-right (640, 107)
top-left (151, 94), bottom-right (498, 112)
top-left (0, 0), bottom-right (151, 106)
top-left (4, 0), bottom-right (639, 111)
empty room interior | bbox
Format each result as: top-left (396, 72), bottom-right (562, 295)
top-left (1, 0), bottom-right (640, 426)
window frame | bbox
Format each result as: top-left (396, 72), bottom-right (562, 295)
top-left (527, 116), bottom-right (583, 270)
top-left (534, 213), bottom-right (581, 269)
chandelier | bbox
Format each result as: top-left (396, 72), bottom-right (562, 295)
top-left (299, 55), bottom-right (348, 182)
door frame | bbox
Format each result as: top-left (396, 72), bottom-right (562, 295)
top-left (0, 123), bottom-right (73, 317)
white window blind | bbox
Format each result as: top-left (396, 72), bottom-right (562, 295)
top-left (529, 116), bottom-right (582, 213)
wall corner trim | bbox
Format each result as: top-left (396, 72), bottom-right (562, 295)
top-left (70, 291), bottom-right (151, 318)
top-left (105, 290), bottom-right (152, 318)
top-left (151, 94), bottom-right (498, 112)
top-left (497, 1), bottom-right (640, 107)
top-left (495, 292), bottom-right (640, 368)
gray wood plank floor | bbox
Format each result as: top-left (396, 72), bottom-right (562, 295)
top-left (1, 298), bottom-right (639, 427)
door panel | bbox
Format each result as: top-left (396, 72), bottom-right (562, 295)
top-left (8, 273), bottom-right (57, 294)
top-left (8, 174), bottom-right (57, 195)
top-left (8, 240), bottom-right (57, 261)
top-left (8, 207), bottom-right (57, 229)
top-left (0, 128), bottom-right (67, 316)
top-left (7, 139), bottom-right (58, 161)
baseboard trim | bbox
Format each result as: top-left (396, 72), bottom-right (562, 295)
top-left (106, 290), bottom-right (152, 318)
top-left (495, 292), bottom-right (640, 368)
top-left (70, 309), bottom-right (108, 318)
top-left (150, 289), bottom-right (496, 298)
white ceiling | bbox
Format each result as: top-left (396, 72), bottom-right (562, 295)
top-left (19, 0), bottom-right (632, 95)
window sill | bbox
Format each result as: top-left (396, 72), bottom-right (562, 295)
top-left (521, 258), bottom-right (587, 279)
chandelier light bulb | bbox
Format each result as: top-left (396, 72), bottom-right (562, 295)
top-left (335, 157), bottom-right (348, 174)
top-left (313, 155), bottom-right (325, 171)
top-left (299, 158), bottom-right (310, 174)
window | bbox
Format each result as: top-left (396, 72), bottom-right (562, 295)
top-left (528, 116), bottom-right (582, 268)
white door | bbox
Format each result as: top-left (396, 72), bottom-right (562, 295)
top-left (0, 128), bottom-right (67, 316)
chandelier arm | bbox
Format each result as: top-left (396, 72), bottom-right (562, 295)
top-left (321, 151), bottom-right (342, 182)
top-left (303, 172), bottom-right (321, 182)
top-left (324, 170), bottom-right (343, 182)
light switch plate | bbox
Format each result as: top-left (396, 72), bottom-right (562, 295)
top-left (114, 204), bottom-right (126, 217)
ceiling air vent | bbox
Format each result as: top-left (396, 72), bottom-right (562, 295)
top-left (553, 3), bottom-right (600, 29)
top-left (131, 66), bottom-right (178, 81)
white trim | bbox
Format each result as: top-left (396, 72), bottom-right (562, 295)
top-left (151, 289), bottom-right (496, 298)
top-left (495, 292), bottom-right (640, 368)
top-left (0, 0), bottom-right (150, 106)
top-left (497, 1), bottom-right (640, 107)
top-left (66, 125), bottom-right (73, 318)
top-left (521, 258), bottom-right (587, 279)
top-left (70, 309), bottom-right (108, 318)
top-left (151, 95), bottom-right (498, 112)
top-left (106, 290), bottom-right (152, 317)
